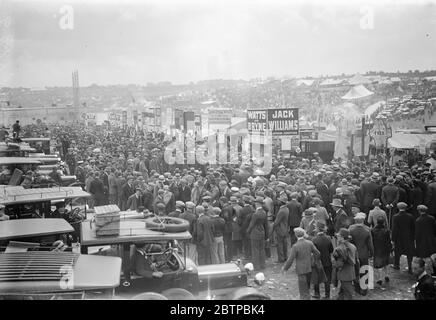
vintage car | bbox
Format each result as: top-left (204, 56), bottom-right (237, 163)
top-left (0, 219), bottom-right (122, 300)
top-left (0, 186), bottom-right (91, 221)
top-left (80, 218), bottom-right (270, 300)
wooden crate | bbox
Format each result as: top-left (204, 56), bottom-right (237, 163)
top-left (94, 205), bottom-right (120, 237)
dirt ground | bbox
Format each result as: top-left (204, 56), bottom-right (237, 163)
top-left (245, 245), bottom-right (416, 300)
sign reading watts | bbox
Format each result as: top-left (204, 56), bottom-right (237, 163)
top-left (247, 108), bottom-right (299, 136)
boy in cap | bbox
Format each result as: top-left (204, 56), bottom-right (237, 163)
top-left (282, 227), bottom-right (320, 300)
top-left (210, 207), bottom-right (226, 264)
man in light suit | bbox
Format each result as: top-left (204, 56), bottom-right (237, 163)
top-left (282, 227), bottom-right (320, 300)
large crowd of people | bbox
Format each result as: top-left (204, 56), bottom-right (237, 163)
top-left (4, 121), bottom-right (434, 300)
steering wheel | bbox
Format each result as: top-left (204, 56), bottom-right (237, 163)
top-left (160, 247), bottom-right (178, 270)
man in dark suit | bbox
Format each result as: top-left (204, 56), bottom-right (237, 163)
top-left (196, 205), bottom-right (215, 265)
top-left (247, 197), bottom-right (269, 271)
top-left (239, 195), bottom-right (254, 259)
top-left (282, 227), bottom-right (320, 300)
top-left (177, 178), bottom-right (191, 203)
top-left (360, 173), bottom-right (381, 214)
top-left (312, 222), bottom-right (334, 299)
top-left (273, 195), bottom-right (290, 263)
top-left (89, 172), bottom-right (106, 207)
top-left (288, 192), bottom-right (303, 245)
top-left (126, 188), bottom-right (144, 211)
top-left (349, 212), bottom-right (374, 296)
top-left (331, 198), bottom-right (350, 233)
top-left (415, 205), bottom-right (436, 261)
top-left (426, 175), bottom-right (436, 219)
top-left (412, 257), bottom-right (436, 300)
top-left (381, 176), bottom-right (399, 207)
top-left (392, 202), bottom-right (415, 273)
top-left (120, 176), bottom-right (135, 211)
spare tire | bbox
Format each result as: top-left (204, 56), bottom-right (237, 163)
top-left (131, 292), bottom-right (168, 300)
top-left (145, 216), bottom-right (190, 233)
top-left (161, 288), bottom-right (195, 300)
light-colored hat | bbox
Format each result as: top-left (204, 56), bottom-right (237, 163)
top-left (330, 198), bottom-right (343, 208)
top-left (354, 212), bottom-right (366, 220)
top-left (294, 227), bottom-right (306, 238)
top-left (185, 201), bottom-right (195, 209)
top-left (397, 202), bottom-right (407, 210)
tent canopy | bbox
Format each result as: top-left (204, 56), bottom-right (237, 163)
top-left (342, 85), bottom-right (374, 100)
top-left (348, 74), bottom-right (371, 85)
top-left (388, 133), bottom-right (436, 149)
top-left (365, 101), bottom-right (385, 117)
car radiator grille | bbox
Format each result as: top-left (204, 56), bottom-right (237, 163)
top-left (0, 252), bottom-right (79, 282)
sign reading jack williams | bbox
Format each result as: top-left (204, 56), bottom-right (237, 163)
top-left (267, 108), bottom-right (299, 136)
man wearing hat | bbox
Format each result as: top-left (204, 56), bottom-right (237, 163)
top-left (288, 192), bottom-right (303, 245)
top-left (273, 194), bottom-right (290, 263)
top-left (179, 201), bottom-right (198, 264)
top-left (392, 202), bottom-right (415, 273)
top-left (331, 198), bottom-right (350, 234)
top-left (247, 196), bottom-right (269, 271)
top-left (332, 228), bottom-right (357, 300)
top-left (126, 188), bottom-right (144, 211)
top-left (210, 207), bottom-right (226, 264)
top-left (381, 177), bottom-right (400, 223)
top-left (120, 176), bottom-right (135, 211)
top-left (230, 196), bottom-right (243, 257)
top-left (196, 205), bottom-right (215, 265)
top-left (240, 195), bottom-right (254, 260)
top-left (282, 227), bottom-right (320, 300)
top-left (349, 212), bottom-right (374, 295)
top-left (368, 199), bottom-right (388, 228)
top-left (177, 178), bottom-right (191, 203)
top-left (312, 222), bottom-right (333, 299)
top-left (168, 201), bottom-right (185, 218)
top-left (300, 208), bottom-right (316, 239)
top-left (360, 172), bottom-right (381, 214)
top-left (415, 205), bottom-right (436, 275)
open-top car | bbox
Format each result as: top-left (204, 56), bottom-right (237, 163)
top-left (80, 218), bottom-right (270, 300)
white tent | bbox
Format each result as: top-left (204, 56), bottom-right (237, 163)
top-left (342, 84), bottom-right (374, 100)
top-left (348, 74), bottom-right (371, 85)
top-left (365, 101), bottom-right (385, 117)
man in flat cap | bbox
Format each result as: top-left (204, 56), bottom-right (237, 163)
top-left (381, 177), bottom-right (399, 227)
top-left (273, 194), bottom-right (290, 263)
top-left (240, 195), bottom-right (254, 260)
top-left (332, 228), bottom-right (357, 300)
top-left (180, 201), bottom-right (198, 266)
top-left (392, 202), bottom-right (415, 273)
top-left (415, 205), bottom-right (436, 275)
top-left (360, 172), bottom-right (382, 214)
top-left (282, 227), bottom-right (320, 300)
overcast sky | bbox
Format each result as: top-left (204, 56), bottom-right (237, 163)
top-left (1, 0), bottom-right (435, 87)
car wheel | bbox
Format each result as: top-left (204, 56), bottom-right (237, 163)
top-left (161, 288), bottom-right (195, 300)
top-left (228, 288), bottom-right (271, 300)
top-left (131, 292), bottom-right (168, 300)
